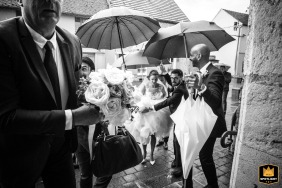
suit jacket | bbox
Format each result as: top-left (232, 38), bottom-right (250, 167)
top-left (223, 71), bottom-right (232, 91)
top-left (201, 64), bottom-right (227, 138)
top-left (154, 81), bottom-right (188, 114)
top-left (0, 17), bottom-right (82, 185)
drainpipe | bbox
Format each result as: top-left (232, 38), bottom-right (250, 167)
top-left (234, 24), bottom-right (242, 76)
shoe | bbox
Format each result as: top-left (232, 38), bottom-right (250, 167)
top-left (171, 160), bottom-right (176, 168)
top-left (163, 143), bottom-right (168, 150)
top-left (171, 168), bottom-right (182, 177)
top-left (156, 141), bottom-right (164, 147)
top-left (141, 159), bottom-right (147, 164)
top-left (150, 160), bottom-right (155, 165)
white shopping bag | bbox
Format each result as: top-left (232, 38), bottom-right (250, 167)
top-left (170, 96), bottom-right (217, 179)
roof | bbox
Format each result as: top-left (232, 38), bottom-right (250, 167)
top-left (62, 0), bottom-right (109, 18)
top-left (0, 0), bottom-right (190, 23)
top-left (0, 0), bottom-right (109, 18)
top-left (109, 0), bottom-right (190, 23)
top-left (223, 9), bottom-right (249, 26)
top-left (0, 0), bottom-right (19, 9)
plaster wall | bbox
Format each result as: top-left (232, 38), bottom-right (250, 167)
top-left (230, 0), bottom-right (282, 187)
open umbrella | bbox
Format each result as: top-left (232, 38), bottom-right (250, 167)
top-left (213, 62), bottom-right (231, 71)
top-left (76, 6), bottom-right (160, 66)
top-left (112, 50), bottom-right (170, 69)
top-left (143, 21), bottom-right (234, 72)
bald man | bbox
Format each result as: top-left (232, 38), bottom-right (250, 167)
top-left (185, 44), bottom-right (227, 188)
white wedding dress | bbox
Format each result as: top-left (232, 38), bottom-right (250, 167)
top-left (127, 82), bottom-right (173, 145)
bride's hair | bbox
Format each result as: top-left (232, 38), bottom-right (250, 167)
top-left (148, 70), bottom-right (159, 79)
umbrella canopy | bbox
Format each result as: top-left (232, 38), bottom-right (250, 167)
top-left (213, 63), bottom-right (231, 71)
top-left (143, 21), bottom-right (235, 60)
top-left (112, 50), bottom-right (170, 69)
top-left (76, 7), bottom-right (160, 50)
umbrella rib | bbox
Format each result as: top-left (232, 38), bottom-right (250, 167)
top-left (109, 18), bottom-right (115, 50)
top-left (119, 17), bottom-right (138, 45)
top-left (123, 16), bottom-right (158, 40)
top-left (195, 32), bottom-right (218, 50)
top-left (85, 19), bottom-right (111, 47)
top-left (78, 18), bottom-right (110, 37)
top-left (96, 18), bottom-right (115, 49)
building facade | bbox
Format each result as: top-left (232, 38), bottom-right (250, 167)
top-left (212, 9), bottom-right (249, 77)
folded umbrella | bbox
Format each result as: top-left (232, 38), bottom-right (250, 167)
top-left (170, 96), bottom-right (217, 184)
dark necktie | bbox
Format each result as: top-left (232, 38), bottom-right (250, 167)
top-left (44, 41), bottom-right (62, 109)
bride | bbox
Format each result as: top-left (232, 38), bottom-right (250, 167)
top-left (130, 70), bottom-right (173, 165)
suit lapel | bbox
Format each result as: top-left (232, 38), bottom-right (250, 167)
top-left (202, 63), bottom-right (213, 85)
top-left (18, 18), bottom-right (56, 103)
top-left (56, 32), bottom-right (76, 108)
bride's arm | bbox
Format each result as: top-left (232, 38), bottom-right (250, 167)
top-left (160, 84), bottom-right (167, 98)
top-left (139, 83), bottom-right (146, 95)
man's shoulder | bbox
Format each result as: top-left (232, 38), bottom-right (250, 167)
top-left (174, 82), bottom-right (188, 93)
top-left (0, 17), bottom-right (18, 35)
top-left (56, 26), bottom-right (80, 44)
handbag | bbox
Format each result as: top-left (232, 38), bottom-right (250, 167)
top-left (91, 127), bottom-right (143, 177)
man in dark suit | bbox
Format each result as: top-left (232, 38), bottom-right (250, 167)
top-left (0, 0), bottom-right (103, 187)
top-left (186, 44), bottom-right (227, 188)
top-left (142, 69), bottom-right (190, 179)
top-left (220, 66), bottom-right (232, 115)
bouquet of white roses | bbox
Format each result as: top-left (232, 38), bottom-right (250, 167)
top-left (79, 67), bottom-right (136, 127)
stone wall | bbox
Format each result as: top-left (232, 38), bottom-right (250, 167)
top-left (230, 0), bottom-right (282, 187)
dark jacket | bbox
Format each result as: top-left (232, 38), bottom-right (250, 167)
top-left (0, 17), bottom-right (82, 186)
top-left (154, 81), bottom-right (188, 114)
top-left (201, 64), bottom-right (227, 137)
top-left (223, 71), bottom-right (232, 91)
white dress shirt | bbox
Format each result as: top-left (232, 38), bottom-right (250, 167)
top-left (25, 22), bottom-right (73, 130)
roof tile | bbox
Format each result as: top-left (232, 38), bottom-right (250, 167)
top-left (1, 0), bottom-right (189, 23)
top-left (109, 0), bottom-right (190, 23)
top-left (0, 0), bottom-right (19, 9)
top-left (62, 0), bottom-right (109, 17)
top-left (223, 9), bottom-right (249, 26)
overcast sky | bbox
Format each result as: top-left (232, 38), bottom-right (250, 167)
top-left (174, 0), bottom-right (250, 21)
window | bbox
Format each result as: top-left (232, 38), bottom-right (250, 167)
top-left (75, 17), bottom-right (89, 32)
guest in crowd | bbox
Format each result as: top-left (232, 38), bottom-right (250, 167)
top-left (0, 0), bottom-right (103, 187)
top-left (220, 66), bottom-right (232, 115)
top-left (76, 57), bottom-right (112, 188)
top-left (155, 65), bottom-right (173, 150)
top-left (186, 44), bottom-right (227, 188)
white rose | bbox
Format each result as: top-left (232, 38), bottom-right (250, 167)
top-left (102, 97), bottom-right (122, 117)
top-left (124, 71), bottom-right (134, 83)
top-left (85, 81), bottom-right (110, 106)
top-left (104, 68), bottom-right (125, 85)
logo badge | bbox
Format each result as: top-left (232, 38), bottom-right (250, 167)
top-left (259, 164), bottom-right (279, 185)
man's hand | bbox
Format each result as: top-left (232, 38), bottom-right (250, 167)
top-left (72, 105), bottom-right (104, 126)
top-left (159, 64), bottom-right (166, 74)
top-left (185, 72), bottom-right (202, 90)
top-left (140, 107), bottom-right (151, 113)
